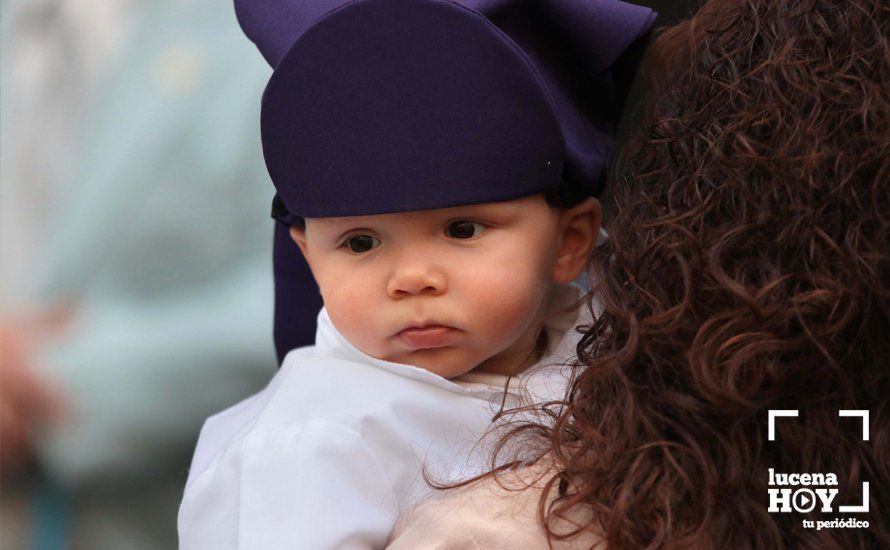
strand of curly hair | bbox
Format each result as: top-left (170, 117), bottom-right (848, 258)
top-left (486, 0), bottom-right (889, 547)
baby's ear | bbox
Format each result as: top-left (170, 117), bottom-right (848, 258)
top-left (552, 197), bottom-right (601, 284)
top-left (289, 225), bottom-right (310, 259)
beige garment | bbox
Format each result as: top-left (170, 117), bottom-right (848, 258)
top-left (386, 465), bottom-right (602, 549)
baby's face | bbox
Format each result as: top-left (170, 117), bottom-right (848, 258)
top-left (292, 194), bottom-right (596, 378)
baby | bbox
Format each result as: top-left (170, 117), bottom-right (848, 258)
top-left (178, 0), bottom-right (655, 547)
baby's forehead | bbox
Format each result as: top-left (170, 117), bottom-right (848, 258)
top-left (305, 196), bottom-right (545, 229)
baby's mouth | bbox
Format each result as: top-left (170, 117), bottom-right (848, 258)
top-left (395, 325), bottom-right (459, 350)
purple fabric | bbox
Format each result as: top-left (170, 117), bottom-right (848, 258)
top-left (235, 0), bottom-right (344, 69)
top-left (240, 0), bottom-right (656, 218)
top-left (233, 0), bottom-right (656, 360)
top-left (261, 0), bottom-right (565, 218)
top-left (237, 0), bottom-right (657, 72)
top-left (272, 223), bottom-right (322, 361)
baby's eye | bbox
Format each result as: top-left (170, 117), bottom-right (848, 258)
top-left (445, 221), bottom-right (487, 239)
top-left (344, 235), bottom-right (380, 253)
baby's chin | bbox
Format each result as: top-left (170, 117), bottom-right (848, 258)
top-left (381, 347), bottom-right (480, 379)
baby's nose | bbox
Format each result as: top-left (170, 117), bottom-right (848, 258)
top-left (387, 263), bottom-right (446, 298)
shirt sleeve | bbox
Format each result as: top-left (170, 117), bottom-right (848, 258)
top-left (179, 417), bottom-right (399, 550)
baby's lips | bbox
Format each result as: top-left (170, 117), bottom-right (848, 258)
top-left (396, 326), bottom-right (458, 350)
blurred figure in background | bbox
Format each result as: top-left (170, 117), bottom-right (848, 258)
top-left (1, 0), bottom-right (279, 548)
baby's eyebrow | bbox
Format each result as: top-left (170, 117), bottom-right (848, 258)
top-left (324, 226), bottom-right (376, 243)
top-left (305, 218), bottom-right (376, 241)
top-left (446, 203), bottom-right (519, 218)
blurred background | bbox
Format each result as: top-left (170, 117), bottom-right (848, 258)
top-left (0, 1), bottom-right (694, 548)
top-left (1, 1), bottom-right (278, 548)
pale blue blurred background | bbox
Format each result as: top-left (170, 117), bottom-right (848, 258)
top-left (1, 1), bottom-right (279, 548)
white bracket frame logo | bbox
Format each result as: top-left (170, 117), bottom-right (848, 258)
top-left (768, 409), bottom-right (870, 513)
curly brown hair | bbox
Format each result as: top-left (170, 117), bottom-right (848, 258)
top-left (495, 0), bottom-right (890, 547)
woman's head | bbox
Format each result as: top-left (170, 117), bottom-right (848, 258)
top-left (526, 0), bottom-right (889, 547)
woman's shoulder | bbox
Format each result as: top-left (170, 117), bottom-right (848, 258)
top-left (387, 463), bottom-right (601, 549)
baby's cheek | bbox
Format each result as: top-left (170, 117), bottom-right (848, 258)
top-left (323, 270), bottom-right (374, 312)
top-left (323, 286), bottom-right (380, 350)
top-left (469, 269), bottom-right (546, 344)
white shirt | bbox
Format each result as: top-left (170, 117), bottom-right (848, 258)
top-left (178, 285), bottom-right (585, 549)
